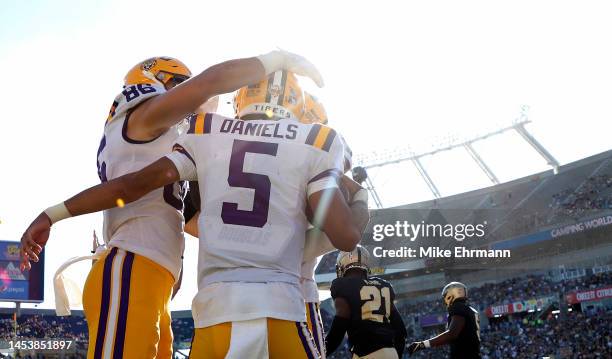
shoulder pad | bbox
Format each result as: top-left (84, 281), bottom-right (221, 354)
top-left (106, 83), bottom-right (165, 123)
top-left (370, 276), bottom-right (391, 286)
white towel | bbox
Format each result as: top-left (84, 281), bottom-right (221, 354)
top-left (54, 245), bottom-right (108, 316)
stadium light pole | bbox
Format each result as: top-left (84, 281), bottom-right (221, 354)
top-left (463, 143), bottom-right (500, 184)
top-left (364, 176), bottom-right (384, 208)
top-left (514, 123), bottom-right (560, 174)
top-left (412, 158), bottom-right (441, 199)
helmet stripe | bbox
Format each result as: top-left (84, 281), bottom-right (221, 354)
top-left (266, 71), bottom-right (284, 106)
top-left (264, 73), bottom-right (275, 104)
top-left (278, 71), bottom-right (287, 107)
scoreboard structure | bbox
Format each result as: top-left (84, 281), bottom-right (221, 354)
top-left (0, 240), bottom-right (44, 303)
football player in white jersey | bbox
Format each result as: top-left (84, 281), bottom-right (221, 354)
top-left (21, 70), bottom-right (360, 358)
top-left (20, 51), bottom-right (323, 359)
top-left (298, 92), bottom-right (370, 358)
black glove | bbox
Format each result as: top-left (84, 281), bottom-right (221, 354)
top-left (407, 341), bottom-right (426, 355)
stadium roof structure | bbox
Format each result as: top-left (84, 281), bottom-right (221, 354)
top-left (353, 107), bottom-right (560, 208)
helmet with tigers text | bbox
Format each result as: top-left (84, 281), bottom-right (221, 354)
top-left (233, 70), bottom-right (304, 121)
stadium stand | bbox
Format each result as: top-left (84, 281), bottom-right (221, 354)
top-left (322, 270), bottom-right (612, 358)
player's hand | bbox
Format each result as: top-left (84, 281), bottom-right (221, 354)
top-left (259, 49), bottom-right (324, 88)
top-left (407, 341), bottom-right (426, 355)
top-left (278, 49), bottom-right (324, 88)
top-left (20, 212), bottom-right (52, 271)
top-left (341, 175), bottom-right (364, 201)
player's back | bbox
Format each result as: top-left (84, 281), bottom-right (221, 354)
top-left (330, 276), bottom-right (397, 356)
top-left (177, 113), bottom-right (343, 288)
top-left (168, 113), bottom-right (344, 327)
top-left (97, 83), bottom-right (186, 279)
top-left (447, 298), bottom-right (481, 359)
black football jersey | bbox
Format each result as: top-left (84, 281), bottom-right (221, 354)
top-left (447, 298), bottom-right (481, 359)
top-left (330, 276), bottom-right (396, 356)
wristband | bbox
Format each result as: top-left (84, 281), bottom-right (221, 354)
top-left (424, 340), bottom-right (431, 348)
top-left (351, 188), bottom-right (369, 204)
top-left (256, 51), bottom-right (284, 75)
top-left (44, 202), bottom-right (72, 224)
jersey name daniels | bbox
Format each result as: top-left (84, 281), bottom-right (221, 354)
top-left (219, 118), bottom-right (298, 140)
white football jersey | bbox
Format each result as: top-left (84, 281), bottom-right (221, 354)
top-left (97, 83), bottom-right (186, 280)
top-left (300, 258), bottom-right (320, 303)
top-left (167, 113), bottom-right (344, 327)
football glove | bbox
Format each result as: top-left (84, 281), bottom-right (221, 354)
top-left (407, 341), bottom-right (426, 355)
top-left (257, 49), bottom-right (324, 87)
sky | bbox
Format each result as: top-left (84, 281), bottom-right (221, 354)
top-left (0, 0), bottom-right (611, 310)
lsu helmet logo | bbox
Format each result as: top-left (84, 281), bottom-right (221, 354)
top-left (268, 84), bottom-right (281, 98)
top-left (141, 58), bottom-right (157, 71)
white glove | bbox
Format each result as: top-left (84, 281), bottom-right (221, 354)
top-left (257, 49), bottom-right (324, 87)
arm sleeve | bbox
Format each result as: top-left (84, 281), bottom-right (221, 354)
top-left (330, 279), bottom-right (343, 299)
top-left (448, 302), bottom-right (470, 318)
top-left (390, 305), bottom-right (408, 357)
top-left (165, 135), bottom-right (197, 181)
top-left (325, 316), bottom-right (350, 355)
top-left (306, 132), bottom-right (345, 197)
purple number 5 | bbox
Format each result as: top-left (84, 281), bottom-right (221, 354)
top-left (222, 140), bottom-right (278, 227)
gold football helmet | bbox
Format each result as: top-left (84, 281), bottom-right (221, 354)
top-left (441, 282), bottom-right (468, 307)
top-left (300, 92), bottom-right (328, 124)
top-left (336, 245), bottom-right (371, 278)
top-left (233, 70), bottom-right (304, 121)
top-left (124, 57), bottom-right (191, 87)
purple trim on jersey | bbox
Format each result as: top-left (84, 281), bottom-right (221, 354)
top-left (305, 124), bottom-right (322, 146)
top-left (321, 128), bottom-right (337, 152)
top-left (308, 168), bottom-right (342, 184)
top-left (172, 144), bottom-right (196, 166)
top-left (308, 303), bottom-right (322, 355)
top-left (203, 112), bottom-right (213, 134)
top-left (93, 247), bottom-right (118, 359)
top-left (121, 111), bottom-right (165, 144)
top-left (163, 182), bottom-right (184, 211)
top-left (112, 251), bottom-right (135, 359)
top-left (109, 100), bottom-right (119, 118)
top-left (315, 302), bottom-right (326, 356)
top-left (296, 322), bottom-right (316, 359)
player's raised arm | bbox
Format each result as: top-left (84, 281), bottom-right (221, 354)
top-left (19, 157), bottom-right (180, 270)
top-left (302, 177), bottom-right (369, 261)
top-left (306, 130), bottom-right (361, 252)
top-left (408, 315), bottom-right (466, 355)
top-left (133, 50), bottom-right (324, 138)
